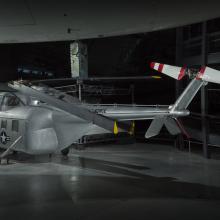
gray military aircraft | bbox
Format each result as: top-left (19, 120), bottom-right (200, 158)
top-left (0, 62), bottom-right (220, 162)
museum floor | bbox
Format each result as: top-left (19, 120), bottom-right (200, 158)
top-left (0, 143), bottom-right (220, 220)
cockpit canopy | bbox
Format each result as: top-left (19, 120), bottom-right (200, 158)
top-left (0, 92), bottom-right (23, 111)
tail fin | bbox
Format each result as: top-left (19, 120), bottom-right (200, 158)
top-left (147, 62), bottom-right (220, 138)
top-left (171, 78), bottom-right (205, 110)
top-left (150, 62), bottom-right (186, 80)
top-left (173, 65), bottom-right (220, 110)
top-left (147, 62), bottom-right (207, 138)
top-left (150, 62), bottom-right (206, 110)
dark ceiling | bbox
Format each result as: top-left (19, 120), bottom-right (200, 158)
top-left (0, 27), bottom-right (176, 81)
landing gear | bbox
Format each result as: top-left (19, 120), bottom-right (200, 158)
top-left (74, 136), bottom-right (86, 150)
top-left (13, 151), bottom-right (18, 155)
top-left (0, 157), bottom-right (10, 165)
top-left (61, 148), bottom-right (70, 156)
top-left (0, 136), bottom-right (22, 165)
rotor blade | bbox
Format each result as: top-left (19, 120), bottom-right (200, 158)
top-left (31, 76), bottom-right (161, 85)
top-left (9, 81), bottom-right (128, 134)
top-left (196, 66), bottom-right (220, 84)
top-left (150, 62), bottom-right (186, 80)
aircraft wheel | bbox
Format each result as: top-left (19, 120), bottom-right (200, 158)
top-left (61, 148), bottom-right (70, 156)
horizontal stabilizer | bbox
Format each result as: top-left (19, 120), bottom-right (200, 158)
top-left (164, 118), bottom-right (181, 135)
top-left (145, 117), bottom-right (182, 139)
top-left (145, 117), bottom-right (165, 138)
top-left (150, 62), bottom-right (186, 80)
top-left (197, 66), bottom-right (220, 84)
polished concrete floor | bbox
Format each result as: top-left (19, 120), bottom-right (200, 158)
top-left (0, 143), bottom-right (220, 220)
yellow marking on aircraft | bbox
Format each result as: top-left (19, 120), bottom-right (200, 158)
top-left (151, 76), bottom-right (161, 79)
top-left (113, 121), bottom-right (119, 135)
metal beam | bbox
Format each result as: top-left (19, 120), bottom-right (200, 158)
top-left (175, 27), bottom-right (184, 98)
top-left (201, 21), bottom-right (210, 158)
top-left (175, 27), bottom-right (185, 149)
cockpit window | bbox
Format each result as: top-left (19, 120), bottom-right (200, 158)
top-left (0, 93), bottom-right (22, 111)
top-left (3, 95), bottom-right (20, 106)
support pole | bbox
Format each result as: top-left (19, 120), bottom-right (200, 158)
top-left (201, 21), bottom-right (210, 158)
top-left (0, 136), bottom-right (22, 159)
top-left (70, 41), bottom-right (88, 79)
top-left (175, 27), bottom-right (183, 98)
top-left (175, 27), bottom-right (185, 150)
top-left (77, 79), bottom-right (82, 102)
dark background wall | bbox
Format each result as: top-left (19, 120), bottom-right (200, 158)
top-left (0, 28), bottom-right (177, 105)
top-left (0, 42), bottom-right (71, 81)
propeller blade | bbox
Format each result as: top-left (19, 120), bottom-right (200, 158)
top-left (196, 66), bottom-right (220, 84)
top-left (150, 62), bottom-right (186, 80)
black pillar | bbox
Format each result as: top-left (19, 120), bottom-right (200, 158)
top-left (175, 27), bottom-right (183, 98)
top-left (201, 22), bottom-right (210, 158)
top-left (175, 27), bottom-right (185, 149)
